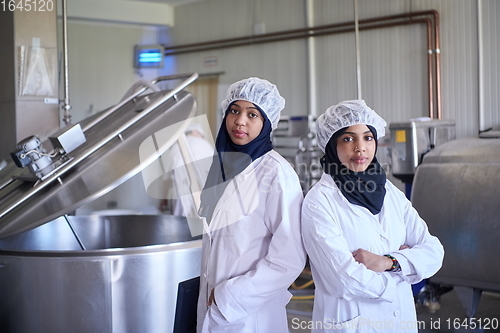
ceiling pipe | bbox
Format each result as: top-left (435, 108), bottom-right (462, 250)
top-left (165, 10), bottom-right (441, 52)
top-left (165, 10), bottom-right (441, 119)
top-left (288, 18), bottom-right (434, 119)
top-left (352, 10), bottom-right (442, 117)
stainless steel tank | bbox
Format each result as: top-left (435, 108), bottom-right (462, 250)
top-left (0, 74), bottom-right (204, 333)
top-left (0, 215), bottom-right (201, 332)
top-left (411, 137), bottom-right (500, 319)
top-left (389, 119), bottom-right (455, 183)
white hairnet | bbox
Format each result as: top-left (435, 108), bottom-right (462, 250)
top-left (316, 100), bottom-right (387, 153)
top-left (221, 77), bottom-right (285, 130)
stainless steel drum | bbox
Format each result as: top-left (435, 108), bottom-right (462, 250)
top-left (0, 215), bottom-right (201, 332)
top-left (0, 74), bottom-right (204, 333)
top-left (411, 137), bottom-right (500, 319)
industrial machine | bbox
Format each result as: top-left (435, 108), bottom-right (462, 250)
top-left (411, 137), bottom-right (500, 327)
top-left (273, 116), bottom-right (322, 194)
top-left (0, 74), bottom-right (203, 333)
top-left (389, 118), bottom-right (456, 185)
top-left (389, 118), bottom-right (456, 310)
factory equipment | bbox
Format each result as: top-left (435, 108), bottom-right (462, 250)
top-left (389, 119), bottom-right (455, 184)
top-left (294, 133), bottom-right (322, 194)
top-left (0, 74), bottom-right (203, 333)
top-left (273, 116), bottom-right (322, 193)
top-left (388, 119), bottom-right (456, 310)
top-left (411, 137), bottom-right (500, 327)
top-left (9, 124), bottom-right (86, 181)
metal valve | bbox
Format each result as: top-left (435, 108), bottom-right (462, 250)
top-left (10, 135), bottom-right (54, 178)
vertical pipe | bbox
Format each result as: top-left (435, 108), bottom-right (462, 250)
top-left (433, 11), bottom-right (442, 119)
top-left (477, 0), bottom-right (485, 131)
top-left (425, 19), bottom-right (434, 118)
top-left (62, 0), bottom-right (72, 125)
top-left (306, 0), bottom-right (317, 119)
top-left (353, 0), bottom-right (362, 99)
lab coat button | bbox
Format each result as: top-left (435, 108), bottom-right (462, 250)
top-left (335, 323), bottom-right (342, 329)
top-left (393, 310), bottom-right (400, 317)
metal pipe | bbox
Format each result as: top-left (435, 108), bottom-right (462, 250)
top-left (433, 10), bottom-right (442, 119)
top-left (165, 22), bottom-right (351, 53)
top-left (164, 10), bottom-right (442, 119)
top-left (359, 10), bottom-right (441, 118)
top-left (165, 10), bottom-right (439, 54)
top-left (170, 19), bottom-right (435, 117)
top-left (0, 73), bottom-right (199, 220)
top-left (425, 18), bottom-right (435, 119)
top-left (309, 18), bottom-right (434, 118)
top-left (61, 0), bottom-right (72, 125)
top-left (306, 0), bottom-right (317, 118)
top-left (477, 0), bottom-right (485, 131)
top-left (82, 73), bottom-right (197, 133)
top-left (353, 0), bottom-right (362, 99)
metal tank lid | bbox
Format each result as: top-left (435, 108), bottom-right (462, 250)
top-left (0, 74), bottom-right (199, 239)
top-left (389, 118), bottom-right (456, 129)
top-left (421, 137), bottom-right (500, 164)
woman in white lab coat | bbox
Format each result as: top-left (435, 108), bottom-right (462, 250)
top-left (197, 77), bottom-right (306, 333)
top-left (301, 100), bottom-right (444, 333)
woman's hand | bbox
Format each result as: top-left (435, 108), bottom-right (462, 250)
top-left (352, 248), bottom-right (393, 272)
top-left (207, 288), bottom-right (217, 306)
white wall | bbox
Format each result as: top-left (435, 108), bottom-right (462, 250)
top-left (171, 0), bottom-right (310, 119)
top-left (58, 20), bottom-right (174, 213)
top-left (57, 20), bottom-right (173, 124)
top-left (59, 0), bottom-right (500, 211)
top-left (170, 0), bottom-right (500, 139)
top-left (58, 0), bottom-right (500, 137)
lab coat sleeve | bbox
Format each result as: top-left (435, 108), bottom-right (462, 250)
top-left (301, 193), bottom-right (397, 303)
top-left (389, 188), bottom-right (444, 284)
top-left (214, 165), bottom-right (307, 322)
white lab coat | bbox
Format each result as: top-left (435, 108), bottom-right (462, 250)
top-left (197, 150), bottom-right (306, 333)
top-left (301, 173), bottom-right (444, 333)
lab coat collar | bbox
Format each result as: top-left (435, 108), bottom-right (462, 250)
top-left (319, 172), bottom-right (389, 239)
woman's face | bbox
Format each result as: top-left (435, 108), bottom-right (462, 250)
top-left (335, 124), bottom-right (376, 172)
top-left (225, 100), bottom-right (264, 145)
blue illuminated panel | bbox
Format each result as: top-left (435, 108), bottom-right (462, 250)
top-left (134, 44), bottom-right (165, 68)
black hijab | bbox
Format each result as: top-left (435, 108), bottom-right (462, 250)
top-left (199, 102), bottom-right (273, 221)
top-left (321, 125), bottom-right (386, 215)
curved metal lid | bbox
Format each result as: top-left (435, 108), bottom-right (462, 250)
top-left (0, 74), bottom-right (199, 239)
top-left (421, 137), bottom-right (500, 164)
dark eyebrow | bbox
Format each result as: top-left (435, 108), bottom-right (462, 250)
top-left (232, 102), bottom-right (259, 110)
top-left (342, 130), bottom-right (371, 135)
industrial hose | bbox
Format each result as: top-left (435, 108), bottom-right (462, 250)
top-left (291, 280), bottom-right (314, 290)
top-left (290, 277), bottom-right (315, 300)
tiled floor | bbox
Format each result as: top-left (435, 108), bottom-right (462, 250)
top-left (287, 286), bottom-right (500, 332)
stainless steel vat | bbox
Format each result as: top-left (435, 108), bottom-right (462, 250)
top-left (389, 119), bottom-right (455, 183)
top-left (0, 215), bottom-right (201, 333)
top-left (0, 74), bottom-right (200, 238)
top-left (0, 75), bottom-right (204, 332)
top-left (411, 137), bottom-right (500, 319)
